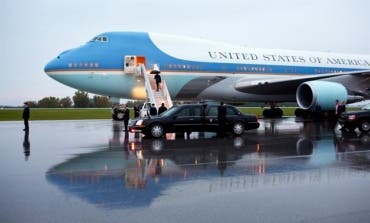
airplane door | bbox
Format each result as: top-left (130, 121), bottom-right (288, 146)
top-left (124, 56), bottom-right (136, 73)
top-left (123, 55), bottom-right (146, 76)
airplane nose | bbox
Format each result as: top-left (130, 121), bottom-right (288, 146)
top-left (44, 49), bottom-right (74, 75)
top-left (44, 56), bottom-right (63, 75)
top-left (44, 59), bottom-right (54, 75)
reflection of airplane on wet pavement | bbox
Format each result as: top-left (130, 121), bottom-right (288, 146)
top-left (46, 120), bottom-right (370, 208)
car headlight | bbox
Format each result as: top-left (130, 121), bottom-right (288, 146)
top-left (136, 119), bottom-right (144, 126)
top-left (348, 114), bottom-right (356, 121)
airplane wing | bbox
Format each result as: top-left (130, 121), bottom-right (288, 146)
top-left (234, 70), bottom-right (370, 95)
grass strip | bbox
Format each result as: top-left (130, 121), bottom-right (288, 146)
top-left (0, 109), bottom-right (112, 121)
top-left (0, 107), bottom-right (360, 121)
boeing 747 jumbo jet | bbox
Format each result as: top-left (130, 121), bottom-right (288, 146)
top-left (44, 32), bottom-right (370, 118)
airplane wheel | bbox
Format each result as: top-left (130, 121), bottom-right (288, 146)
top-left (112, 114), bottom-right (123, 121)
top-left (112, 108), bottom-right (124, 121)
top-left (275, 108), bottom-right (283, 117)
top-left (232, 122), bottom-right (245, 135)
top-left (359, 121), bottom-right (370, 133)
top-left (150, 123), bottom-right (164, 138)
top-left (263, 108), bottom-right (283, 118)
top-left (295, 108), bottom-right (304, 117)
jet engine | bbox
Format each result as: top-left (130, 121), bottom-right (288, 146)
top-left (296, 81), bottom-right (347, 110)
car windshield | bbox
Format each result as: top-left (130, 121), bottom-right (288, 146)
top-left (159, 106), bottom-right (179, 117)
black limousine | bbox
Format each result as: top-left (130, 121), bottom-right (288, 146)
top-left (338, 108), bottom-right (370, 133)
top-left (129, 103), bottom-right (260, 138)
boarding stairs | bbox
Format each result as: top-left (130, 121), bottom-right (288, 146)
top-left (139, 64), bottom-right (173, 110)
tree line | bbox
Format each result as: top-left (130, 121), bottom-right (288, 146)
top-left (25, 91), bottom-right (112, 108)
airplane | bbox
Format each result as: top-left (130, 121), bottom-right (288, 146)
top-left (44, 32), bottom-right (370, 119)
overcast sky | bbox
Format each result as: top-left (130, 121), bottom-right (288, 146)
top-left (1, 0), bottom-right (369, 106)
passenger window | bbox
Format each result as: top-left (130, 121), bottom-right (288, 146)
top-left (176, 107), bottom-right (191, 117)
top-left (226, 107), bottom-right (238, 116)
top-left (207, 107), bottom-right (218, 116)
top-left (193, 107), bottom-right (202, 116)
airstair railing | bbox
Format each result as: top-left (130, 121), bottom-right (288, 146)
top-left (161, 80), bottom-right (173, 108)
top-left (140, 64), bottom-right (157, 108)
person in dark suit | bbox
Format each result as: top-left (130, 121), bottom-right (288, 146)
top-left (154, 72), bottom-right (162, 91)
top-left (22, 102), bottom-right (30, 131)
top-left (334, 100), bottom-right (346, 131)
top-left (217, 101), bottom-right (227, 137)
top-left (134, 106), bottom-right (140, 118)
top-left (148, 103), bottom-right (158, 117)
top-left (338, 101), bottom-right (346, 115)
top-left (123, 104), bottom-right (130, 132)
top-left (158, 103), bottom-right (167, 115)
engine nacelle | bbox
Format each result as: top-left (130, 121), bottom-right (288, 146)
top-left (296, 81), bottom-right (347, 110)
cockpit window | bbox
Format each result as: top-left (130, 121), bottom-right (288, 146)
top-left (89, 36), bottom-right (109, 42)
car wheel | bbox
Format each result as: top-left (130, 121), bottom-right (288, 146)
top-left (150, 123), bottom-right (164, 138)
top-left (232, 122), bottom-right (245, 135)
top-left (359, 121), bottom-right (370, 133)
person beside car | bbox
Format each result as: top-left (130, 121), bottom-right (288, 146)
top-left (147, 103), bottom-right (158, 117)
top-left (158, 103), bottom-right (167, 115)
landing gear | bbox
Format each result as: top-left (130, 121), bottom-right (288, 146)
top-left (294, 108), bottom-right (317, 119)
top-left (110, 97), bottom-right (125, 121)
top-left (295, 108), bottom-right (334, 120)
top-left (262, 103), bottom-right (283, 118)
top-left (263, 107), bottom-right (283, 118)
top-left (112, 106), bottom-right (125, 121)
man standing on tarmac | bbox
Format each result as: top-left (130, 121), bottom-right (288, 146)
top-left (22, 102), bottom-right (30, 131)
top-left (123, 104), bottom-right (130, 132)
top-left (158, 103), bottom-right (167, 115)
top-left (334, 100), bottom-right (346, 131)
top-left (147, 103), bottom-right (158, 118)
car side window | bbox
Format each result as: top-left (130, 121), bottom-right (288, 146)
top-left (193, 106), bottom-right (202, 116)
top-left (176, 107), bottom-right (192, 117)
top-left (226, 107), bottom-right (238, 116)
top-left (207, 106), bottom-right (218, 116)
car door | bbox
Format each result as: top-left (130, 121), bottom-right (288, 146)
top-left (225, 106), bottom-right (240, 129)
top-left (204, 105), bottom-right (219, 132)
top-left (171, 105), bottom-right (203, 133)
top-left (191, 105), bottom-right (205, 132)
top-left (171, 106), bottom-right (194, 132)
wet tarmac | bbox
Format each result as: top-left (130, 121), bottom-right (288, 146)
top-left (1, 118), bottom-right (370, 223)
